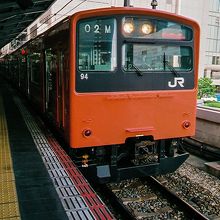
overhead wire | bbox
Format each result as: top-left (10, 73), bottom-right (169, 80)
top-left (39, 0), bottom-right (110, 33)
top-left (38, 0), bottom-right (87, 34)
top-left (17, 0), bottom-right (111, 46)
top-left (26, 0), bottom-right (77, 39)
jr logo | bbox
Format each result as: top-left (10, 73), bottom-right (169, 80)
top-left (168, 77), bottom-right (185, 88)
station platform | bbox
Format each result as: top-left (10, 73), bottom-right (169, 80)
top-left (0, 79), bottom-right (114, 220)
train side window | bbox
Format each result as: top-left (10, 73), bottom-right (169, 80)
top-left (19, 57), bottom-right (27, 80)
top-left (77, 18), bottom-right (117, 72)
top-left (45, 48), bottom-right (57, 117)
top-left (29, 53), bottom-right (41, 84)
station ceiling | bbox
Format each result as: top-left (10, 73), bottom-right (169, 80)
top-left (0, 0), bottom-right (54, 49)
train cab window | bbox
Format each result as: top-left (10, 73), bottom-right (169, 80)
top-left (122, 44), bottom-right (192, 72)
top-left (29, 53), bottom-right (41, 84)
top-left (77, 18), bottom-right (117, 72)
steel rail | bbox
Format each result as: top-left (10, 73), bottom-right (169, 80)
top-left (97, 184), bottom-right (136, 220)
top-left (96, 175), bottom-right (210, 220)
top-left (182, 138), bottom-right (220, 161)
top-left (147, 176), bottom-right (210, 220)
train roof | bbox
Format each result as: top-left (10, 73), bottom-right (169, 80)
top-left (6, 6), bottom-right (200, 56)
top-left (70, 7), bottom-right (200, 29)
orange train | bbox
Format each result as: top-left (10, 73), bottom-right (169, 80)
top-left (2, 6), bottom-right (200, 182)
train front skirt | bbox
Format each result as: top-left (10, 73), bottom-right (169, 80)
top-left (72, 139), bottom-right (189, 183)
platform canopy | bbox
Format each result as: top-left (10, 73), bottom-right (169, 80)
top-left (0, 0), bottom-right (54, 49)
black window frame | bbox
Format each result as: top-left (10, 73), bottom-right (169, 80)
top-left (77, 17), bottom-right (117, 73)
top-left (75, 14), bottom-right (195, 93)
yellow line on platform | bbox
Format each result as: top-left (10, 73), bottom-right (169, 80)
top-left (0, 95), bottom-right (20, 220)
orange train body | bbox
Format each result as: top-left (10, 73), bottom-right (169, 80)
top-left (70, 91), bottom-right (197, 148)
top-left (2, 7), bottom-right (200, 182)
top-left (69, 8), bottom-right (200, 149)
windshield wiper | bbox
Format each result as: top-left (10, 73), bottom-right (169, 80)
top-left (131, 63), bottom-right (143, 76)
top-left (163, 53), bottom-right (179, 77)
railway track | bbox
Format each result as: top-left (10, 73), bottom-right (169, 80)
top-left (104, 177), bottom-right (209, 220)
top-left (101, 162), bottom-right (220, 220)
top-left (160, 163), bottom-right (220, 219)
top-left (182, 138), bottom-right (220, 161)
top-left (147, 177), bottom-right (210, 220)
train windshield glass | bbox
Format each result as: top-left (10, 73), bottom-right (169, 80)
top-left (122, 17), bottom-right (192, 40)
top-left (122, 44), bottom-right (192, 72)
top-left (77, 18), bottom-right (117, 71)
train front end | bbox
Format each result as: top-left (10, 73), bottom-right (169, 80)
top-left (69, 8), bottom-right (200, 182)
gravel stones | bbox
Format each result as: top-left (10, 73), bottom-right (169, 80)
top-left (108, 179), bottom-right (185, 219)
top-left (107, 159), bottom-right (220, 219)
top-left (159, 162), bottom-right (220, 218)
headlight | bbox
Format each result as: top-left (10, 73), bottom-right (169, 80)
top-left (141, 23), bottom-right (153, 35)
top-left (123, 22), bottom-right (134, 34)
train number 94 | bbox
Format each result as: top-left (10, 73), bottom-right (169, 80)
top-left (80, 73), bottom-right (88, 80)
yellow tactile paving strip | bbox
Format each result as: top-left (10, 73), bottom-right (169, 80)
top-left (0, 95), bottom-right (20, 220)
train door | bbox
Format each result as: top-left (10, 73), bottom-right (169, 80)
top-left (26, 56), bottom-right (30, 96)
top-left (45, 48), bottom-right (57, 120)
top-left (18, 50), bottom-right (28, 93)
top-left (57, 51), bottom-right (65, 128)
top-left (63, 49), bottom-right (69, 134)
